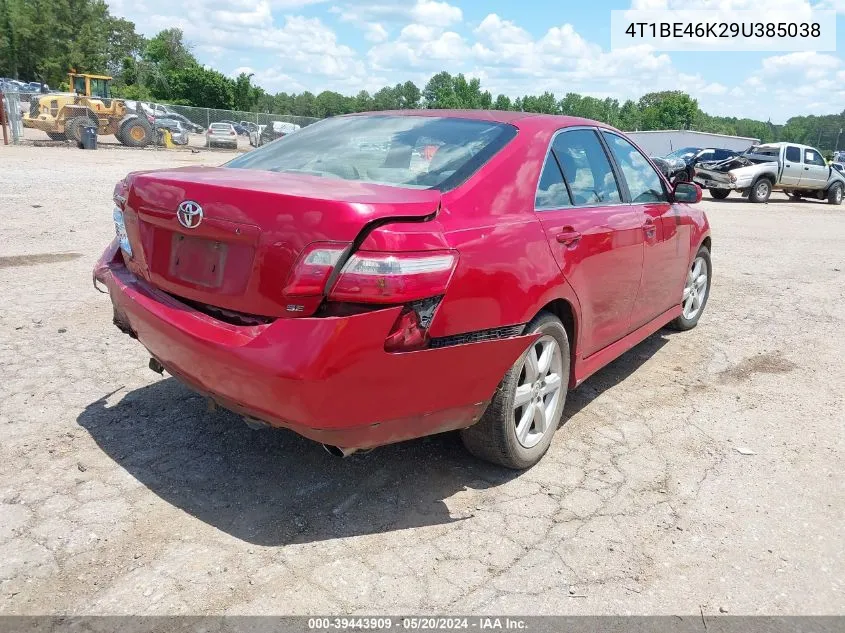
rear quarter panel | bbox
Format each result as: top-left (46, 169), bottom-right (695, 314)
top-left (429, 120), bottom-right (579, 338)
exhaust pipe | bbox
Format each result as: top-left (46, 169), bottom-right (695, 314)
top-left (322, 444), bottom-right (359, 458)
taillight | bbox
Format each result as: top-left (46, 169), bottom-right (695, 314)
top-left (283, 243), bottom-right (347, 296)
top-left (328, 251), bottom-right (457, 304)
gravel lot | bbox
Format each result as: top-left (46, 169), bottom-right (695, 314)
top-left (1, 144), bottom-right (843, 616)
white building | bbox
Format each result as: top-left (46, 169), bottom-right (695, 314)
top-left (625, 130), bottom-right (760, 157)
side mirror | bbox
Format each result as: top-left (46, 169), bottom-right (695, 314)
top-left (674, 182), bottom-right (702, 204)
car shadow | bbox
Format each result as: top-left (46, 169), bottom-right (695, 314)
top-left (77, 330), bottom-right (672, 546)
top-left (77, 378), bottom-right (522, 546)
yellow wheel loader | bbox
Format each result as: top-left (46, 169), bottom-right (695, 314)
top-left (22, 72), bottom-right (153, 147)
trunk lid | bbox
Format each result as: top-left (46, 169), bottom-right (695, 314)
top-left (120, 166), bottom-right (440, 317)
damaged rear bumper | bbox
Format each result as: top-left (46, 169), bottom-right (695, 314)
top-left (93, 241), bottom-right (533, 449)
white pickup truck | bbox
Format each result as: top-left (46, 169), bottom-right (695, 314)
top-left (693, 142), bottom-right (845, 204)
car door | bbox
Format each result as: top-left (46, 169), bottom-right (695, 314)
top-left (534, 128), bottom-right (644, 358)
top-left (601, 130), bottom-right (684, 329)
top-left (781, 145), bottom-right (803, 186)
top-left (799, 147), bottom-right (830, 188)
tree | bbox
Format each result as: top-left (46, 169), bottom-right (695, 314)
top-left (233, 72), bottom-right (258, 112)
top-left (292, 91), bottom-right (316, 117)
top-left (638, 91), bottom-right (699, 130)
top-left (166, 65), bottom-right (234, 108)
top-left (493, 94), bottom-right (512, 111)
top-left (143, 28), bottom-right (194, 71)
top-left (423, 71), bottom-right (459, 109)
top-left (314, 90), bottom-right (348, 117)
top-left (399, 80), bottom-right (421, 109)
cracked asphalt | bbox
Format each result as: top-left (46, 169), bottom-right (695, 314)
top-left (1, 144), bottom-right (843, 615)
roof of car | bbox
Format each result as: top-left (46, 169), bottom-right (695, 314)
top-left (344, 109), bottom-right (618, 132)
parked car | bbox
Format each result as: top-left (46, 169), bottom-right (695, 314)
top-left (652, 147), bottom-right (740, 184)
top-left (24, 81), bottom-right (49, 93)
top-left (163, 111), bottom-right (204, 134)
top-left (205, 122), bottom-right (239, 148)
top-left (220, 119), bottom-right (248, 135)
top-left (154, 118), bottom-right (189, 145)
top-left (95, 111), bottom-right (711, 469)
top-left (694, 142), bottom-right (845, 203)
top-left (249, 121), bottom-right (300, 147)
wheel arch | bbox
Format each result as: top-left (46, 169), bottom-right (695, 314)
top-left (529, 297), bottom-right (579, 387)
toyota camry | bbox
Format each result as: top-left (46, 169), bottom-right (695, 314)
top-left (94, 110), bottom-right (711, 469)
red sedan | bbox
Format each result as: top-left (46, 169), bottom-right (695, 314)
top-left (95, 111), bottom-right (711, 469)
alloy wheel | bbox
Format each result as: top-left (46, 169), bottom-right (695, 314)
top-left (512, 335), bottom-right (564, 449)
top-left (682, 256), bottom-right (709, 320)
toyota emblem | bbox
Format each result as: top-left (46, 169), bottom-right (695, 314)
top-left (177, 200), bottom-right (203, 229)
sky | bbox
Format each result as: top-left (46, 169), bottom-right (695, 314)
top-left (104, 0), bottom-right (845, 123)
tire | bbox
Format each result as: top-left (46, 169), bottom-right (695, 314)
top-left (668, 245), bottom-right (712, 331)
top-left (64, 116), bottom-right (92, 143)
top-left (45, 132), bottom-right (66, 141)
top-left (709, 188), bottom-right (730, 200)
top-left (119, 118), bottom-right (152, 147)
top-left (827, 182), bottom-right (843, 205)
top-left (749, 177), bottom-right (772, 203)
top-left (460, 312), bottom-right (570, 469)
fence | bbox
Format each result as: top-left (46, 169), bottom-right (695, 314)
top-left (0, 89), bottom-right (320, 152)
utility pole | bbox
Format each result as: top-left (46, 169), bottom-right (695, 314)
top-left (836, 128), bottom-right (843, 153)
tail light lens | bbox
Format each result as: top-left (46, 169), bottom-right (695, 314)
top-left (286, 247), bottom-right (455, 351)
top-left (328, 251), bottom-right (457, 304)
top-left (283, 243), bottom-right (347, 296)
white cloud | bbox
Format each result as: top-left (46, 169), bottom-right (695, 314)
top-left (105, 0), bottom-right (845, 120)
top-left (410, 0), bottom-right (462, 27)
top-left (364, 22), bottom-right (388, 42)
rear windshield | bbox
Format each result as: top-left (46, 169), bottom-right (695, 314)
top-left (210, 123), bottom-right (231, 131)
top-left (226, 115), bottom-right (517, 191)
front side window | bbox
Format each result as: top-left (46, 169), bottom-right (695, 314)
top-left (551, 129), bottom-right (621, 205)
top-left (785, 146), bottom-right (801, 163)
top-left (227, 115), bottom-right (517, 192)
top-left (804, 148), bottom-right (826, 166)
top-left (89, 79), bottom-right (109, 99)
top-left (602, 132), bottom-right (667, 203)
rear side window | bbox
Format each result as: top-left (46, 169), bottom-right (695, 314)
top-left (602, 132), bottom-right (667, 203)
top-left (535, 155), bottom-right (572, 209)
top-left (785, 146), bottom-right (801, 163)
top-left (551, 129), bottom-right (621, 205)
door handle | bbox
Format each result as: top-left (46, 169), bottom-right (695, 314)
top-left (805, 167), bottom-right (810, 170)
top-left (643, 218), bottom-right (657, 238)
top-left (556, 229), bottom-right (581, 246)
